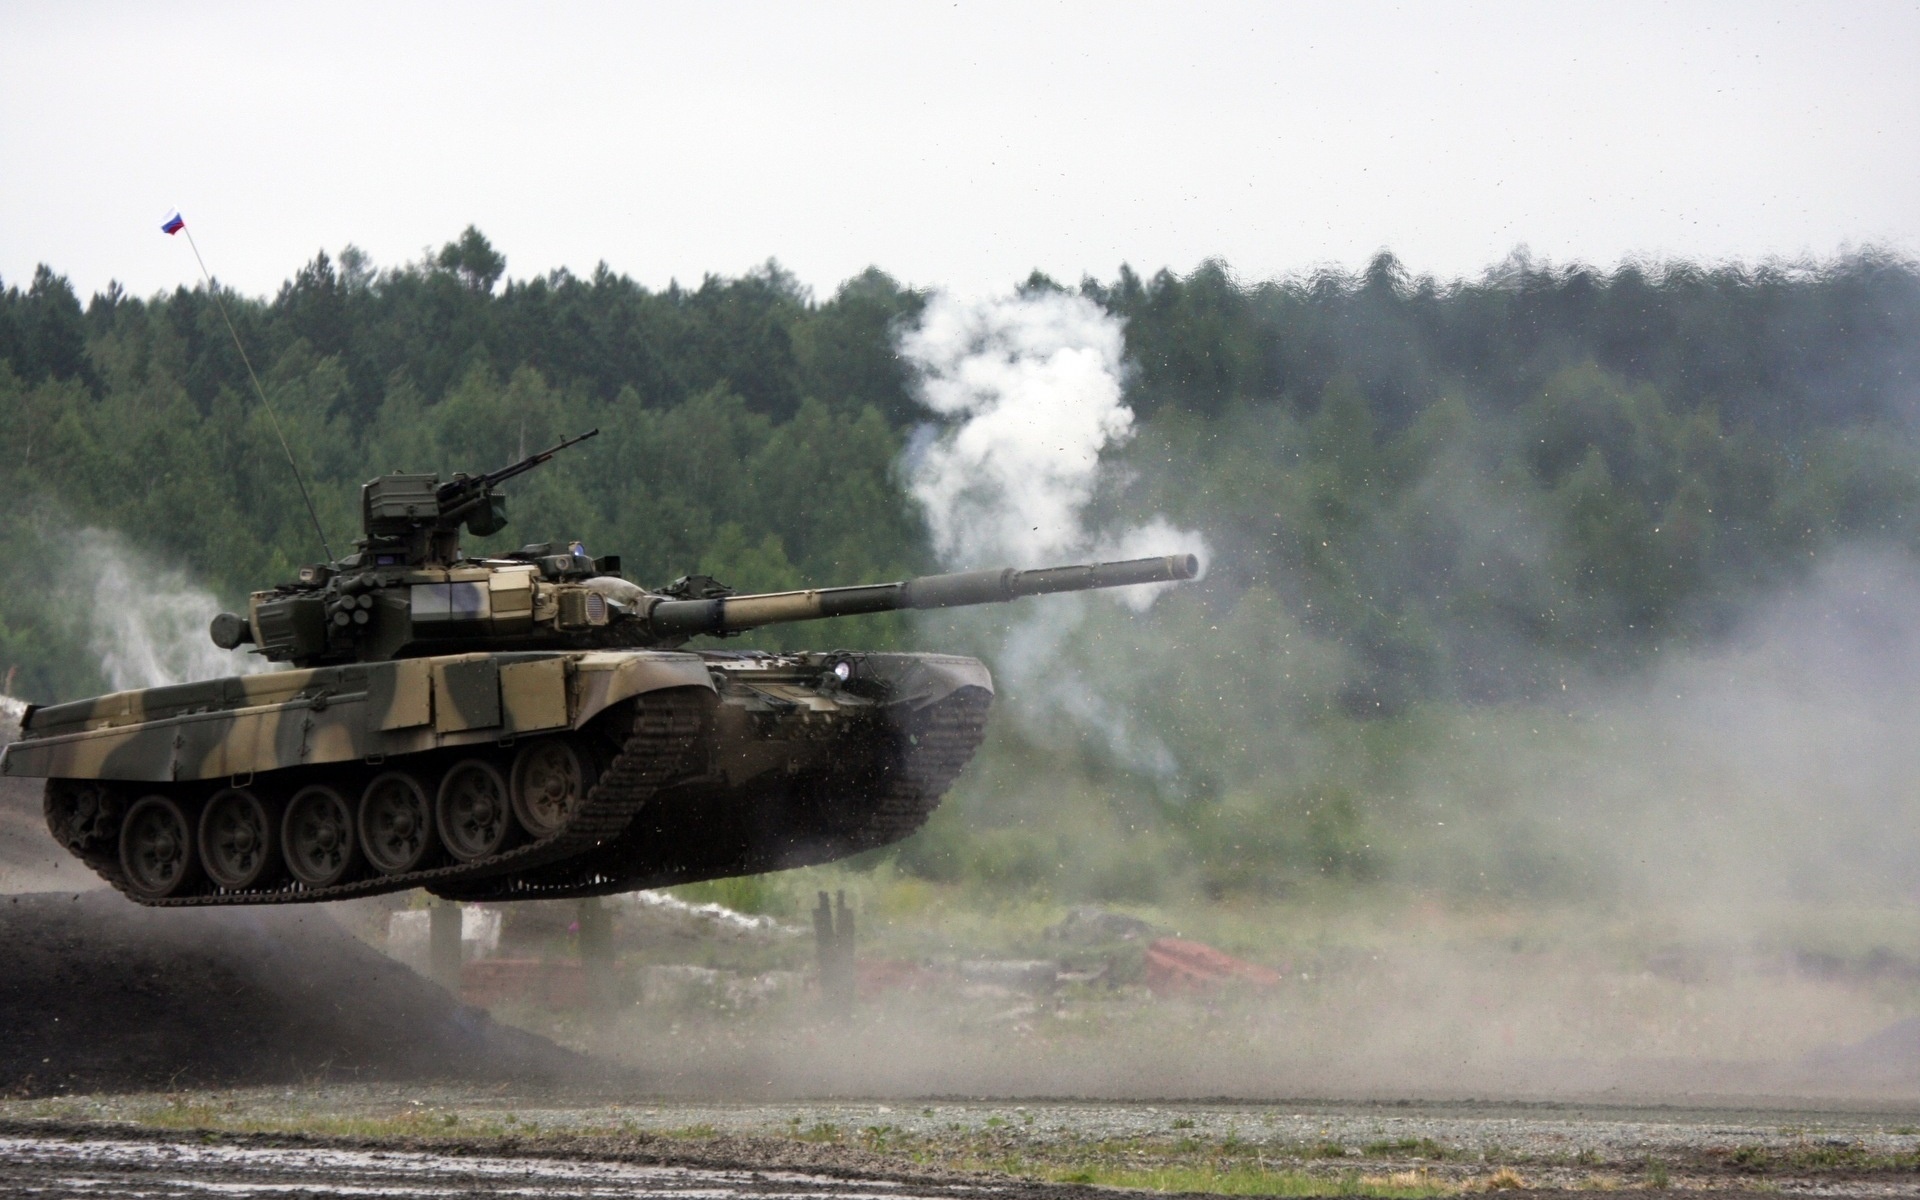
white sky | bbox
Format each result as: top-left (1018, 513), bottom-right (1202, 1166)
top-left (3, 1), bottom-right (1916, 303)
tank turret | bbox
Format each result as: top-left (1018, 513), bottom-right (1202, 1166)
top-left (211, 431), bottom-right (1197, 668)
top-left (212, 430), bottom-right (617, 665)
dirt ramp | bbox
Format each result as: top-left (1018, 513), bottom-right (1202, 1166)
top-left (0, 891), bottom-right (601, 1096)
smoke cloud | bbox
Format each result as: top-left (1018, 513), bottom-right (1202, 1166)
top-left (899, 290), bottom-right (1205, 586)
top-left (69, 529), bottom-right (265, 691)
top-left (897, 291), bottom-right (1205, 775)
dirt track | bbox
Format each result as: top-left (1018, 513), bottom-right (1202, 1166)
top-left (0, 1129), bottom-right (1065, 1200)
top-left (6, 1092), bottom-right (1920, 1197)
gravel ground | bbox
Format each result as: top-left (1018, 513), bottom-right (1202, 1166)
top-left (9, 1086), bottom-right (1920, 1196)
top-left (0, 1133), bottom-right (1052, 1200)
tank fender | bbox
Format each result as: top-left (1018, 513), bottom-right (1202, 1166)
top-left (859, 652), bottom-right (995, 710)
top-left (569, 651), bottom-right (715, 730)
top-left (0, 671), bottom-right (327, 783)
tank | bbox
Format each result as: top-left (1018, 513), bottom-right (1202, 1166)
top-left (0, 431), bottom-right (1197, 906)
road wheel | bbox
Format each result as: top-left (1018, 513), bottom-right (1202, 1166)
top-left (44, 780), bottom-right (123, 856)
top-left (510, 738), bottom-right (595, 838)
top-left (198, 787), bottom-right (282, 891)
top-left (283, 784), bottom-right (358, 887)
top-left (436, 758), bottom-right (515, 862)
top-left (119, 794), bottom-right (201, 900)
top-left (359, 771), bottom-right (437, 875)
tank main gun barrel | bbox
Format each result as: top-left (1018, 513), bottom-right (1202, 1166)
top-left (645, 553), bottom-right (1200, 640)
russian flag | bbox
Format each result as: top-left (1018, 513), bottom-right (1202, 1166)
top-left (160, 210), bottom-right (185, 235)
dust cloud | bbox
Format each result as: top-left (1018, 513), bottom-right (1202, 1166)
top-left (847, 290), bottom-right (1920, 1102)
top-left (0, 528), bottom-right (264, 891)
top-left (68, 528), bottom-right (266, 691)
top-left (1412, 544), bottom-right (1920, 915)
top-left (574, 546), bottom-right (1920, 1101)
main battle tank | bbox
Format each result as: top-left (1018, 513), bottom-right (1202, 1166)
top-left (0, 431), bottom-right (1196, 906)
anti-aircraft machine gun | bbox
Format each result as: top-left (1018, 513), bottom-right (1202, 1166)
top-left (2, 433), bottom-right (1197, 905)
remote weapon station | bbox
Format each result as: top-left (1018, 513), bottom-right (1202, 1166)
top-left (1, 432), bottom-right (1196, 905)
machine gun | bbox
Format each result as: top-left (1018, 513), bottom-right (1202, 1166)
top-left (432, 429), bottom-right (601, 537)
top-left (359, 429), bottom-right (600, 565)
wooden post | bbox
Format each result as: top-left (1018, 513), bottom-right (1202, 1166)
top-left (429, 899), bottom-right (462, 993)
top-left (578, 897), bottom-right (615, 1010)
top-left (814, 889), bottom-right (856, 1015)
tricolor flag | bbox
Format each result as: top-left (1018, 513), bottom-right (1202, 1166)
top-left (160, 210), bottom-right (185, 235)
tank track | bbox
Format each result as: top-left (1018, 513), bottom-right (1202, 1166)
top-left (839, 685), bottom-right (994, 854)
top-left (432, 685), bottom-right (993, 901)
top-left (49, 687), bottom-right (713, 907)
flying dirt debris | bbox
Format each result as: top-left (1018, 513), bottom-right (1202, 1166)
top-left (0, 433), bottom-right (1195, 906)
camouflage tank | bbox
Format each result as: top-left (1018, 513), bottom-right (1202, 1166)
top-left (0, 432), bottom-right (1196, 905)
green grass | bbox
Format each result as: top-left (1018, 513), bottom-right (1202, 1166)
top-left (794, 1121), bottom-right (843, 1143)
top-left (1042, 1164), bottom-right (1452, 1197)
top-left (1362, 1138), bottom-right (1455, 1161)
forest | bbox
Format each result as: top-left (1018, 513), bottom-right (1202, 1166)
top-left (3, 229), bottom-right (1918, 897)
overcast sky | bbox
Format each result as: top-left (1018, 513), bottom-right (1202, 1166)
top-left (3, 1), bottom-right (1915, 303)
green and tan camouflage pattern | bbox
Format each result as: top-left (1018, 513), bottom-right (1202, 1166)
top-left (0, 650), bottom-right (712, 784)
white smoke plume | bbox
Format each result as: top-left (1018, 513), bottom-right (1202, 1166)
top-left (899, 288), bottom-right (1205, 587)
top-left (71, 529), bottom-right (267, 690)
top-left (898, 290), bottom-right (1205, 775)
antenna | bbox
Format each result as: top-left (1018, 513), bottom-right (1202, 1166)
top-left (162, 211), bottom-right (335, 561)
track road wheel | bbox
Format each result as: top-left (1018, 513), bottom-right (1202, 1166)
top-left (359, 771), bottom-right (437, 875)
top-left (44, 780), bottom-right (123, 856)
top-left (510, 738), bottom-right (595, 838)
top-left (283, 784), bottom-right (358, 887)
top-left (119, 794), bottom-right (202, 900)
top-left (198, 787), bottom-right (282, 891)
top-left (436, 758), bottom-right (515, 862)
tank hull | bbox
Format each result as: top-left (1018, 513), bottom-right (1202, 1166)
top-left (1, 649), bottom-right (991, 906)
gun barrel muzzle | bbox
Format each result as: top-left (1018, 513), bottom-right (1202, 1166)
top-left (901, 553), bottom-right (1199, 609)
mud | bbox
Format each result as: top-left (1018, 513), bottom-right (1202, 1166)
top-left (0, 891), bottom-right (599, 1097)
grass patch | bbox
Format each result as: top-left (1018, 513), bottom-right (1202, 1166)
top-left (34, 1098), bottom-right (623, 1144)
top-left (793, 1121), bottom-right (843, 1143)
top-left (1363, 1137), bottom-right (1454, 1161)
top-left (1043, 1164), bottom-right (1451, 1197)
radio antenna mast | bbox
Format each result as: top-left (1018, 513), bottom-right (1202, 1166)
top-left (162, 210), bottom-right (334, 561)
